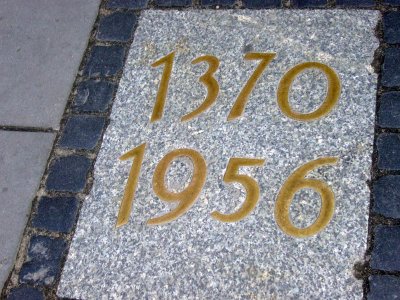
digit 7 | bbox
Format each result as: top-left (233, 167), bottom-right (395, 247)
top-left (227, 52), bottom-right (276, 121)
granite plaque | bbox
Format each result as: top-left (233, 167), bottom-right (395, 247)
top-left (58, 10), bottom-right (379, 299)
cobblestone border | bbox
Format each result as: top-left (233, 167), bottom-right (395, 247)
top-left (1, 0), bottom-right (399, 299)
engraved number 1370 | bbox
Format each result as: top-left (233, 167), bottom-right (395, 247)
top-left (150, 51), bottom-right (341, 123)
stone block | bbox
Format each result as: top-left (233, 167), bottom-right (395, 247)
top-left (84, 46), bottom-right (125, 78)
top-left (19, 236), bottom-right (67, 285)
top-left (97, 12), bottom-right (137, 42)
top-left (368, 275), bottom-right (400, 300)
top-left (46, 156), bottom-right (91, 192)
top-left (32, 196), bottom-right (79, 233)
top-left (106, 0), bottom-right (149, 9)
top-left (7, 286), bottom-right (44, 300)
top-left (377, 133), bottom-right (400, 170)
top-left (382, 48), bottom-right (400, 88)
top-left (59, 115), bottom-right (106, 150)
top-left (378, 92), bottom-right (400, 128)
top-left (370, 226), bottom-right (400, 271)
top-left (72, 80), bottom-right (116, 113)
top-left (383, 12), bottom-right (400, 44)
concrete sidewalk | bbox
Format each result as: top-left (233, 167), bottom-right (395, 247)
top-left (0, 0), bottom-right (100, 290)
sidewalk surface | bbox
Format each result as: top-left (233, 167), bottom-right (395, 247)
top-left (1, 0), bottom-right (400, 299)
top-left (0, 0), bottom-right (100, 291)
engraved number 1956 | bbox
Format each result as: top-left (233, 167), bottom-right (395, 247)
top-left (116, 144), bottom-right (338, 239)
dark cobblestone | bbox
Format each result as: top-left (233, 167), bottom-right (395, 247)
top-left (383, 0), bottom-right (400, 5)
top-left (370, 225), bottom-right (400, 271)
top-left (97, 12), bottom-right (137, 42)
top-left (383, 12), bottom-right (400, 44)
top-left (292, 0), bottom-right (326, 7)
top-left (7, 286), bottom-right (44, 300)
top-left (242, 0), bottom-right (281, 8)
top-left (200, 0), bottom-right (235, 6)
top-left (336, 0), bottom-right (374, 6)
top-left (19, 236), bottom-right (67, 286)
top-left (382, 48), bottom-right (400, 88)
top-left (58, 115), bottom-right (106, 150)
top-left (373, 175), bottom-right (400, 219)
top-left (84, 46), bottom-right (125, 78)
top-left (32, 196), bottom-right (79, 233)
top-left (106, 0), bottom-right (149, 9)
top-left (154, 0), bottom-right (192, 6)
top-left (46, 155), bottom-right (91, 192)
top-left (377, 133), bottom-right (400, 170)
top-left (368, 275), bottom-right (400, 300)
top-left (378, 92), bottom-right (400, 128)
top-left (72, 80), bottom-right (116, 113)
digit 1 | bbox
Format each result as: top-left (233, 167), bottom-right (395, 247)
top-left (227, 52), bottom-right (276, 121)
top-left (150, 52), bottom-right (175, 122)
top-left (116, 143), bottom-right (147, 228)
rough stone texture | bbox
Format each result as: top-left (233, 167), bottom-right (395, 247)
top-left (58, 10), bottom-right (378, 299)
top-left (383, 12), bottom-right (400, 44)
top-left (0, 0), bottom-right (100, 128)
top-left (72, 80), bottom-right (116, 113)
top-left (84, 46), bottom-right (126, 78)
top-left (46, 156), bottom-right (91, 192)
top-left (0, 132), bottom-right (54, 289)
top-left (106, 0), bottom-right (149, 9)
top-left (58, 115), bottom-right (106, 150)
top-left (7, 286), bottom-right (44, 300)
top-left (97, 12), bottom-right (137, 42)
top-left (368, 275), bottom-right (400, 300)
top-left (377, 133), bottom-right (400, 170)
top-left (370, 226), bottom-right (400, 271)
top-left (19, 236), bottom-right (67, 286)
top-left (32, 196), bottom-right (79, 233)
top-left (336, 0), bottom-right (374, 6)
top-left (373, 176), bottom-right (400, 219)
top-left (378, 92), bottom-right (400, 128)
top-left (382, 48), bottom-right (400, 88)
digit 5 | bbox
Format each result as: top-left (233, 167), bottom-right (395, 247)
top-left (211, 157), bottom-right (265, 223)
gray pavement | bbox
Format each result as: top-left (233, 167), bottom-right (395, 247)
top-left (0, 0), bottom-right (100, 290)
top-left (0, 132), bottom-right (54, 288)
top-left (0, 0), bottom-right (100, 128)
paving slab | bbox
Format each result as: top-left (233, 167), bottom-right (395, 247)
top-left (0, 131), bottom-right (54, 289)
top-left (57, 10), bottom-right (379, 299)
top-left (0, 0), bottom-right (100, 128)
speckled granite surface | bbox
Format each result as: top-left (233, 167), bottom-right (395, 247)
top-left (58, 10), bottom-right (379, 299)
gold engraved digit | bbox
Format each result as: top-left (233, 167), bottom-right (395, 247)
top-left (150, 51), bottom-right (175, 122)
top-left (227, 52), bottom-right (276, 121)
top-left (147, 148), bottom-right (207, 225)
top-left (274, 157), bottom-right (339, 238)
top-left (277, 62), bottom-right (341, 121)
top-left (211, 158), bottom-right (265, 223)
top-left (116, 143), bottom-right (147, 228)
top-left (181, 55), bottom-right (220, 122)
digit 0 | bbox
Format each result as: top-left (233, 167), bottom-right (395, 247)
top-left (277, 62), bottom-right (341, 121)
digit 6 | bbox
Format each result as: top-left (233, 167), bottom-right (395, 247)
top-left (274, 157), bottom-right (338, 238)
